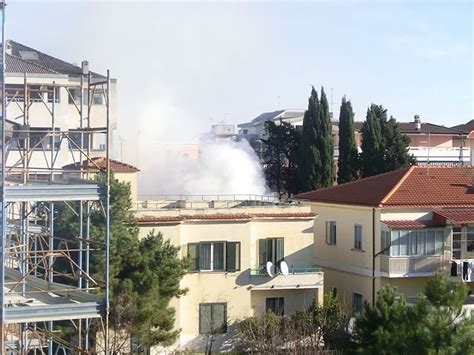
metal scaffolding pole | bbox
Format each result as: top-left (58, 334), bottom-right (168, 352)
top-left (0, 2), bottom-right (7, 354)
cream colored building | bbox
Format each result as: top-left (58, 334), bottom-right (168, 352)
top-left (134, 200), bottom-right (323, 352)
top-left (296, 166), bottom-right (474, 312)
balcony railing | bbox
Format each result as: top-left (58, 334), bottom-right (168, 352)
top-left (250, 267), bottom-right (322, 276)
top-left (380, 255), bottom-right (445, 276)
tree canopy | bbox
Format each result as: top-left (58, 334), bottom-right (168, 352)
top-left (262, 119), bottom-right (300, 197)
top-left (353, 272), bottom-right (474, 354)
top-left (360, 104), bottom-right (414, 177)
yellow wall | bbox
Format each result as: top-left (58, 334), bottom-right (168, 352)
top-left (136, 206), bottom-right (323, 351)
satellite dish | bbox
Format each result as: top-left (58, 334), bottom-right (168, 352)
top-left (266, 261), bottom-right (275, 277)
top-left (280, 261), bottom-right (289, 276)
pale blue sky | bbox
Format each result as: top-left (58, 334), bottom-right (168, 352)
top-left (7, 1), bottom-right (473, 157)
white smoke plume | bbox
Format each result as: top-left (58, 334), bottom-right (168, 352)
top-left (182, 139), bottom-right (268, 196)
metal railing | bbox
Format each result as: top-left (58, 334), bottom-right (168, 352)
top-left (250, 267), bottom-right (322, 276)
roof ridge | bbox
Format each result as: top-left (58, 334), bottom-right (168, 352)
top-left (296, 167), bottom-right (411, 198)
top-left (380, 165), bottom-right (415, 205)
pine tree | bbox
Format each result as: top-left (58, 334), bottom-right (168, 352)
top-left (317, 87), bottom-right (335, 187)
top-left (262, 119), bottom-right (300, 197)
top-left (297, 86), bottom-right (321, 193)
top-left (337, 97), bottom-right (358, 184)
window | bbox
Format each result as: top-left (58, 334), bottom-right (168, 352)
top-left (354, 224), bottom-right (363, 250)
top-left (259, 238), bottom-right (284, 269)
top-left (92, 90), bottom-right (106, 105)
top-left (326, 221), bottom-right (337, 245)
top-left (266, 297), bottom-right (284, 316)
top-left (199, 303), bottom-right (227, 334)
top-left (29, 127), bottom-right (60, 150)
top-left (452, 227), bottom-right (461, 259)
top-left (46, 87), bottom-right (60, 103)
top-left (381, 230), bottom-right (391, 255)
top-left (467, 227), bottom-right (474, 252)
top-left (188, 242), bottom-right (240, 272)
top-left (68, 129), bottom-right (91, 150)
top-left (353, 293), bottom-right (363, 313)
top-left (67, 88), bottom-right (81, 105)
top-left (388, 229), bottom-right (444, 256)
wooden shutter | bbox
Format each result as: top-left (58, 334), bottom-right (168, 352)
top-left (226, 242), bottom-right (240, 272)
top-left (259, 239), bottom-right (267, 267)
top-left (188, 243), bottom-right (199, 271)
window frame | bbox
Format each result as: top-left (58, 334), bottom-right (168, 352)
top-left (199, 302), bottom-right (227, 335)
top-left (266, 297), bottom-right (285, 316)
top-left (326, 221), bottom-right (337, 245)
top-left (354, 224), bottom-right (363, 250)
top-left (388, 229), bottom-right (445, 257)
top-left (187, 241), bottom-right (240, 273)
top-left (352, 293), bottom-right (363, 314)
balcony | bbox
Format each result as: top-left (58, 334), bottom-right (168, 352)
top-left (408, 147), bottom-right (470, 163)
top-left (380, 255), bottom-right (445, 277)
top-left (249, 267), bottom-right (324, 290)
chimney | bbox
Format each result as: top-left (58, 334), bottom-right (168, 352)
top-left (414, 115), bottom-right (421, 131)
top-left (81, 60), bottom-right (89, 76)
top-left (5, 40), bottom-right (12, 55)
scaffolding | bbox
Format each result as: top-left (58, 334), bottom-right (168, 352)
top-left (1, 3), bottom-right (111, 353)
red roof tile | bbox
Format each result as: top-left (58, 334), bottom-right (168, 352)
top-left (433, 209), bottom-right (474, 223)
top-left (295, 168), bottom-right (411, 207)
top-left (63, 157), bottom-right (140, 173)
top-left (296, 166), bottom-right (474, 209)
top-left (136, 212), bottom-right (316, 224)
top-left (382, 220), bottom-right (443, 229)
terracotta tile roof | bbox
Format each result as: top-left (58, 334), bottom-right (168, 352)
top-left (136, 212), bottom-right (316, 224)
top-left (62, 157), bottom-right (140, 173)
top-left (295, 168), bottom-right (411, 207)
top-left (433, 209), bottom-right (474, 224)
top-left (296, 166), bottom-right (474, 208)
top-left (382, 220), bottom-right (443, 229)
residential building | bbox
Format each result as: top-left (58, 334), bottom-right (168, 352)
top-left (238, 110), bottom-right (468, 165)
top-left (295, 166), bottom-right (474, 311)
top-left (63, 157), bottom-right (140, 201)
top-left (352, 115), bottom-right (468, 165)
top-left (453, 120), bottom-right (474, 165)
top-left (5, 40), bottom-right (117, 173)
top-left (134, 200), bottom-right (323, 352)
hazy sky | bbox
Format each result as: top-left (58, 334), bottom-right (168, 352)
top-left (8, 1), bottom-right (473, 163)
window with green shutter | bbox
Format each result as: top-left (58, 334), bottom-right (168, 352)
top-left (187, 242), bottom-right (240, 272)
top-left (258, 238), bottom-right (284, 268)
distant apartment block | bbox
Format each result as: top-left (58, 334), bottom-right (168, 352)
top-left (238, 110), bottom-right (469, 165)
top-left (5, 40), bottom-right (117, 173)
top-left (296, 166), bottom-right (474, 312)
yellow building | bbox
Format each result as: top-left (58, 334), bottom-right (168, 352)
top-left (296, 166), bottom-right (474, 312)
top-left (134, 201), bottom-right (324, 352)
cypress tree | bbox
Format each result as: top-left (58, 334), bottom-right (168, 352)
top-left (360, 104), bottom-right (414, 177)
top-left (360, 104), bottom-right (384, 177)
top-left (317, 87), bottom-right (335, 187)
top-left (297, 86), bottom-right (321, 193)
top-left (337, 97), bottom-right (358, 184)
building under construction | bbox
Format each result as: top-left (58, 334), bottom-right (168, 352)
top-left (0, 4), bottom-right (112, 353)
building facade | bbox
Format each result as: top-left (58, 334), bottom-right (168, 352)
top-left (296, 166), bottom-right (474, 311)
top-left (5, 40), bottom-right (117, 173)
top-left (134, 201), bottom-right (323, 352)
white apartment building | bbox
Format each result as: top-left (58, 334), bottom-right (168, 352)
top-left (5, 40), bottom-right (117, 174)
